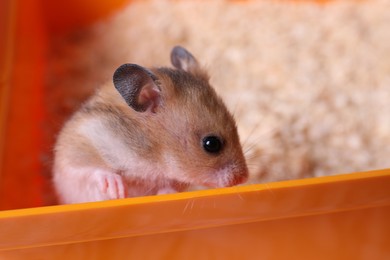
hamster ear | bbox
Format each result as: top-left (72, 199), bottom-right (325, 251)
top-left (113, 64), bottom-right (161, 113)
top-left (170, 46), bottom-right (204, 75)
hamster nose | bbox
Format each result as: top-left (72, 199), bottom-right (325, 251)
top-left (230, 171), bottom-right (249, 186)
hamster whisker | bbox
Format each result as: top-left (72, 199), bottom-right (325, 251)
top-left (243, 128), bottom-right (278, 155)
top-left (230, 91), bottom-right (245, 119)
top-left (263, 183), bottom-right (276, 197)
top-left (235, 190), bottom-right (246, 202)
top-left (241, 121), bottom-right (262, 148)
top-left (182, 200), bottom-right (191, 215)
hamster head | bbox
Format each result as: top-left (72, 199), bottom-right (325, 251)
top-left (113, 46), bottom-right (248, 188)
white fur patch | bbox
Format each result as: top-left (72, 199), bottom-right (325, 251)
top-left (78, 118), bottom-right (138, 169)
top-left (76, 118), bottom-right (174, 189)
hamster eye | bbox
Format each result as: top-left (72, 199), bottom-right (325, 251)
top-left (202, 135), bottom-right (223, 154)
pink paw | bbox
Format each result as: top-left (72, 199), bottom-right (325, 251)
top-left (93, 170), bottom-right (126, 201)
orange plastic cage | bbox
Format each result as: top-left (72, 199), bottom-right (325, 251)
top-left (0, 0), bottom-right (389, 259)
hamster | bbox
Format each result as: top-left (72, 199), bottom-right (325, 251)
top-left (53, 46), bottom-right (248, 204)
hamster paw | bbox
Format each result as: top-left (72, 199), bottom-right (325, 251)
top-left (94, 170), bottom-right (126, 200)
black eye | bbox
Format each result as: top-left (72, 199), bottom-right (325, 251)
top-left (202, 135), bottom-right (223, 154)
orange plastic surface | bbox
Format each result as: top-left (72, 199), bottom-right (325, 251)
top-left (0, 0), bottom-right (129, 210)
top-left (1, 170), bottom-right (390, 259)
top-left (0, 0), bottom-right (47, 210)
top-left (0, 0), bottom-right (389, 259)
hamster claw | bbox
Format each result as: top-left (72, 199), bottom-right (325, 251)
top-left (94, 170), bottom-right (126, 200)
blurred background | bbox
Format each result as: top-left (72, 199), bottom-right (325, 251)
top-left (1, 0), bottom-right (389, 209)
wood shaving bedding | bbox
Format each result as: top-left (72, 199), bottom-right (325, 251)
top-left (46, 0), bottom-right (390, 184)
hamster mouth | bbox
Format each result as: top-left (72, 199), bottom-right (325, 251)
top-left (200, 167), bottom-right (248, 188)
top-left (229, 173), bottom-right (248, 186)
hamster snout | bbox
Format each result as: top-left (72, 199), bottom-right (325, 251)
top-left (202, 162), bottom-right (248, 188)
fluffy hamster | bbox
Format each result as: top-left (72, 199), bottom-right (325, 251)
top-left (53, 46), bottom-right (248, 204)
